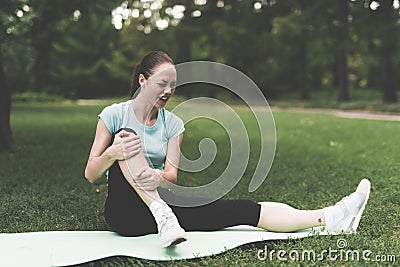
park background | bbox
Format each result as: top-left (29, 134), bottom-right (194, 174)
top-left (1, 0), bottom-right (400, 266)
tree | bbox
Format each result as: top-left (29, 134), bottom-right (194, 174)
top-left (0, 0), bottom-right (121, 151)
top-left (0, 40), bottom-right (12, 151)
top-left (351, 0), bottom-right (399, 103)
top-left (376, 0), bottom-right (398, 103)
top-left (0, 0), bottom-right (34, 151)
top-left (261, 0), bottom-right (312, 99)
top-left (334, 0), bottom-right (350, 101)
top-left (48, 3), bottom-right (121, 98)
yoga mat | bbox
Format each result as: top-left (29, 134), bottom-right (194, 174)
top-left (0, 202), bottom-right (346, 267)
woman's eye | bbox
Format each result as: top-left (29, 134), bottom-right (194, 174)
top-left (158, 83), bottom-right (167, 87)
top-left (170, 82), bottom-right (176, 88)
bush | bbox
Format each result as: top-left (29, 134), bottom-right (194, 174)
top-left (12, 92), bottom-right (65, 103)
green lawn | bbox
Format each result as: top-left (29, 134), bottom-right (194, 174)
top-left (1, 101), bottom-right (399, 266)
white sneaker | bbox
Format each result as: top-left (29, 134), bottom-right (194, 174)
top-left (152, 204), bottom-right (187, 248)
top-left (325, 179), bottom-right (371, 233)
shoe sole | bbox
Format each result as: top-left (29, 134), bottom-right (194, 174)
top-left (350, 179), bottom-right (371, 232)
top-left (163, 237), bottom-right (187, 248)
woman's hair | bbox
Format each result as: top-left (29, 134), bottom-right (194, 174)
top-left (130, 51), bottom-right (174, 98)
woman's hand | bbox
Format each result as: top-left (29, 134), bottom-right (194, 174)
top-left (132, 167), bottom-right (162, 191)
top-left (106, 130), bottom-right (141, 161)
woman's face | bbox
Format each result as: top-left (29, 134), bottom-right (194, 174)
top-left (140, 63), bottom-right (177, 109)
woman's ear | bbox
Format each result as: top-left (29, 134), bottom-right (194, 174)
top-left (138, 74), bottom-right (146, 87)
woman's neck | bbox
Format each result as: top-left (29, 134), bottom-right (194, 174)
top-left (131, 96), bottom-right (159, 126)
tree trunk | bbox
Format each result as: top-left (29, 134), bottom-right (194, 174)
top-left (381, 50), bottom-right (396, 103)
top-left (380, 0), bottom-right (397, 103)
top-left (336, 0), bottom-right (349, 102)
top-left (299, 39), bottom-right (310, 100)
top-left (0, 46), bottom-right (13, 151)
top-left (336, 50), bottom-right (349, 101)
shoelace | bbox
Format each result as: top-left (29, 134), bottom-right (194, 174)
top-left (336, 192), bottom-right (364, 211)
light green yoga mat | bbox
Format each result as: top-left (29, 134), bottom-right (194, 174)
top-left (0, 202), bottom-right (346, 267)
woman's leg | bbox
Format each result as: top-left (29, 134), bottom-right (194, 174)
top-left (159, 179), bottom-right (370, 233)
top-left (112, 128), bottom-right (186, 247)
top-left (113, 127), bottom-right (162, 206)
top-left (117, 151), bottom-right (158, 206)
top-left (257, 206), bottom-right (325, 232)
top-left (168, 197), bottom-right (324, 232)
top-left (108, 142), bottom-right (370, 236)
top-left (257, 179), bottom-right (371, 232)
top-left (159, 188), bottom-right (324, 232)
top-left (104, 165), bottom-right (158, 236)
top-left (159, 188), bottom-right (261, 231)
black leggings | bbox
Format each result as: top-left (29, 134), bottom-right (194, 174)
top-left (104, 162), bottom-right (261, 236)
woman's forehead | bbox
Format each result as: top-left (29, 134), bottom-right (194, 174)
top-left (152, 63), bottom-right (176, 79)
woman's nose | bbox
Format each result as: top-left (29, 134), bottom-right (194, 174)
top-left (164, 87), bottom-right (172, 94)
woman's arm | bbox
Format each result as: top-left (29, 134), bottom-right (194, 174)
top-left (84, 119), bottom-right (140, 183)
top-left (159, 133), bottom-right (183, 186)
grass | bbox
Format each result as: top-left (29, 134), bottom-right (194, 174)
top-left (270, 89), bottom-right (400, 114)
top-left (1, 100), bottom-right (399, 266)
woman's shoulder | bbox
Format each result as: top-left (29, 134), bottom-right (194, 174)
top-left (161, 108), bottom-right (185, 138)
top-left (98, 100), bottom-right (131, 134)
top-left (101, 99), bottom-right (131, 115)
top-left (106, 99), bottom-right (131, 110)
top-left (162, 108), bottom-right (183, 124)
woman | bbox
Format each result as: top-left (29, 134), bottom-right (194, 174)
top-left (84, 51), bottom-right (370, 248)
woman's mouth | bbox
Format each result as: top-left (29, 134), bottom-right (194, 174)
top-left (159, 95), bottom-right (169, 102)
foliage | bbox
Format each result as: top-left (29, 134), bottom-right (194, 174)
top-left (0, 0), bottom-right (37, 151)
top-left (11, 92), bottom-right (64, 102)
top-left (1, 0), bottom-right (399, 100)
top-left (48, 5), bottom-right (122, 98)
top-left (0, 0), bottom-right (35, 91)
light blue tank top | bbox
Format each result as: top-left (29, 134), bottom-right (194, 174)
top-left (98, 100), bottom-right (185, 170)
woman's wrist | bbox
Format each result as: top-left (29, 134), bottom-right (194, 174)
top-left (156, 169), bottom-right (171, 188)
top-left (104, 146), bottom-right (117, 162)
top-left (156, 169), bottom-right (176, 189)
top-left (155, 169), bottom-right (163, 183)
